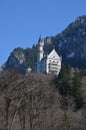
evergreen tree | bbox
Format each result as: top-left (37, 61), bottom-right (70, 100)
top-left (58, 64), bottom-right (72, 97)
top-left (52, 64), bottom-right (73, 110)
top-left (72, 69), bottom-right (84, 109)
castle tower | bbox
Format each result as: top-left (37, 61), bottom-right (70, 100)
top-left (36, 36), bottom-right (44, 73)
top-left (37, 36), bottom-right (44, 62)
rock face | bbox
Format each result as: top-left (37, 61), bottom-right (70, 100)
top-left (60, 16), bottom-right (86, 65)
top-left (4, 48), bottom-right (26, 74)
top-left (3, 15), bottom-right (86, 73)
top-left (45, 15), bottom-right (86, 68)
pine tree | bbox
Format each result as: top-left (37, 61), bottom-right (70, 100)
top-left (58, 65), bottom-right (72, 97)
top-left (72, 69), bottom-right (84, 109)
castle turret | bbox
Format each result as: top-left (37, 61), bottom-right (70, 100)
top-left (37, 36), bottom-right (44, 62)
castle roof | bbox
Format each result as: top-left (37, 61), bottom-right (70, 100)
top-left (47, 48), bottom-right (61, 59)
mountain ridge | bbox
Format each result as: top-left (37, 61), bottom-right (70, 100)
top-left (3, 15), bottom-right (86, 73)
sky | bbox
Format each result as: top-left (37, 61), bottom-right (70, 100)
top-left (0, 0), bottom-right (86, 66)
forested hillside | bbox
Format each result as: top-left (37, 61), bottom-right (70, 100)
top-left (0, 66), bottom-right (86, 130)
top-left (0, 15), bottom-right (86, 130)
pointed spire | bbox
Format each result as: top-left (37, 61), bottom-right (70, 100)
top-left (38, 35), bottom-right (44, 46)
top-left (38, 35), bottom-right (42, 43)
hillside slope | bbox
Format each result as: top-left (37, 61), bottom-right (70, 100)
top-left (0, 71), bottom-right (86, 130)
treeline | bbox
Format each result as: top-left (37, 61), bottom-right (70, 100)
top-left (0, 68), bottom-right (86, 130)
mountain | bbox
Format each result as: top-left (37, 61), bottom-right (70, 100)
top-left (51, 15), bottom-right (86, 67)
top-left (3, 46), bottom-right (37, 74)
top-left (3, 15), bottom-right (86, 73)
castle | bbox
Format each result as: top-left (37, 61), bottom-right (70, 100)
top-left (36, 37), bottom-right (61, 75)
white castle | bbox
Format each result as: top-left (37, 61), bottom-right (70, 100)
top-left (36, 37), bottom-right (62, 75)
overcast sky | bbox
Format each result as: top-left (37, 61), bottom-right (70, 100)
top-left (0, 0), bottom-right (86, 66)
